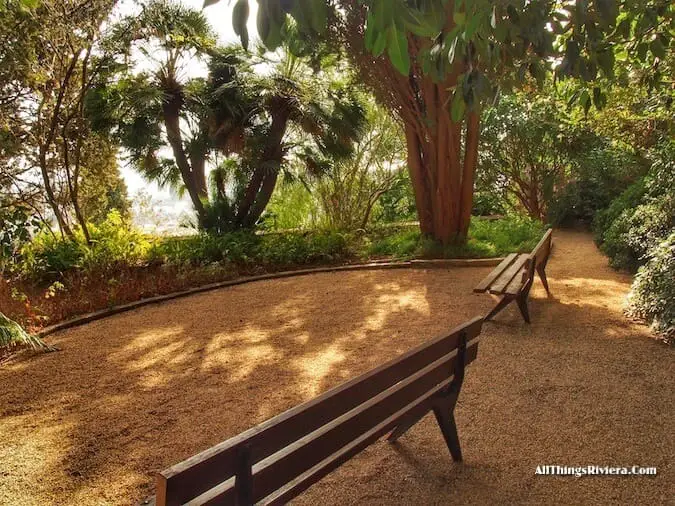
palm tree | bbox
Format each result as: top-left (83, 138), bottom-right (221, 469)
top-left (91, 0), bottom-right (365, 232)
top-left (101, 0), bottom-right (217, 223)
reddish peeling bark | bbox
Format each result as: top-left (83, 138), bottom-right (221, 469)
top-left (340, 3), bottom-right (481, 245)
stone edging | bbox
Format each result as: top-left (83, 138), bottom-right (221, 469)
top-left (38, 257), bottom-right (503, 338)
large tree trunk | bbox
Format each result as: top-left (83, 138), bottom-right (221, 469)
top-left (341, 6), bottom-right (480, 245)
top-left (400, 92), bottom-right (479, 244)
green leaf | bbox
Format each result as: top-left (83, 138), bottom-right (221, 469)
top-left (465, 13), bottom-right (481, 40)
top-left (232, 0), bottom-right (250, 50)
top-left (450, 89), bottom-right (466, 122)
top-left (387, 26), bottom-right (410, 75)
top-left (365, 12), bottom-right (377, 50)
top-left (372, 30), bottom-right (387, 57)
top-left (490, 6), bottom-right (497, 29)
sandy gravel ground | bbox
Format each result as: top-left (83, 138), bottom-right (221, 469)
top-left (0, 230), bottom-right (672, 506)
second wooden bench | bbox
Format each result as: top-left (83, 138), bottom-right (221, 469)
top-left (474, 229), bottom-right (553, 323)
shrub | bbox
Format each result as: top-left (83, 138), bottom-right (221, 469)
top-left (592, 177), bottom-right (648, 242)
top-left (151, 230), bottom-right (354, 268)
top-left (17, 210), bottom-right (151, 282)
top-left (258, 231), bottom-right (352, 265)
top-left (627, 233), bottom-right (675, 343)
top-left (18, 232), bottom-right (86, 280)
top-left (595, 143), bottom-right (675, 271)
top-left (600, 199), bottom-right (674, 271)
top-left (81, 210), bottom-right (152, 271)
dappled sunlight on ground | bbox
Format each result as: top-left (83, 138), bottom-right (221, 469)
top-left (0, 230), bottom-right (672, 506)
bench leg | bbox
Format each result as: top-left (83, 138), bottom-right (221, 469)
top-left (516, 293), bottom-right (530, 323)
top-left (433, 402), bottom-right (462, 462)
top-left (536, 264), bottom-right (551, 295)
top-left (485, 295), bottom-right (513, 322)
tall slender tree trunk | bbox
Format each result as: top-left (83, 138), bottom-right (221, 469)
top-left (38, 145), bottom-right (73, 238)
top-left (236, 107), bottom-right (290, 227)
top-left (162, 96), bottom-right (206, 224)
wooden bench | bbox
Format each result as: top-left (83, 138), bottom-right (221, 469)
top-left (152, 317), bottom-right (483, 506)
top-left (474, 229), bottom-right (553, 323)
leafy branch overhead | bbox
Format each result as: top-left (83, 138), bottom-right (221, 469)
top-left (208, 0), bottom-right (673, 117)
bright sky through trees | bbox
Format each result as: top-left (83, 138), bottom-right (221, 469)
top-left (116, 0), bottom-right (260, 230)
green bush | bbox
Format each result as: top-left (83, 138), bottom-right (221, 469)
top-left (627, 233), bottom-right (675, 343)
top-left (595, 143), bottom-right (675, 271)
top-left (17, 210), bottom-right (151, 281)
top-left (152, 230), bottom-right (354, 268)
top-left (600, 199), bottom-right (674, 271)
top-left (81, 211), bottom-right (151, 271)
top-left (151, 232), bottom-right (260, 266)
top-left (19, 232), bottom-right (86, 279)
top-left (593, 177), bottom-right (648, 242)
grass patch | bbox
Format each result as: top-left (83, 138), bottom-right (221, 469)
top-left (367, 216), bottom-right (546, 259)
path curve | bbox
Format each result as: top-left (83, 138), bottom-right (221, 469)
top-left (0, 230), bottom-right (672, 506)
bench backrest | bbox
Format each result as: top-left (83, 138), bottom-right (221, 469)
top-left (529, 228), bottom-right (553, 269)
top-left (155, 316), bottom-right (483, 506)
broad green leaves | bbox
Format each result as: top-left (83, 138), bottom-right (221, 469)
top-left (232, 0), bottom-right (249, 50)
top-left (205, 0), bottom-right (674, 119)
top-left (386, 27), bottom-right (410, 75)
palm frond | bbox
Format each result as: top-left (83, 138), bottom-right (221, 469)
top-left (0, 313), bottom-right (55, 352)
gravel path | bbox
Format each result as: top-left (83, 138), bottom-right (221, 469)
top-left (0, 230), bottom-right (672, 505)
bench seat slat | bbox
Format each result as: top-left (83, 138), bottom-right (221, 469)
top-left (488, 254), bottom-right (530, 294)
top-left (473, 253), bottom-right (518, 293)
top-left (265, 373), bottom-right (459, 505)
top-left (158, 317), bottom-right (482, 504)
top-left (504, 258), bottom-right (532, 296)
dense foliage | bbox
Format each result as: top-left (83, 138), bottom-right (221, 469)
top-left (8, 215), bottom-right (544, 285)
top-left (627, 233), bottom-right (675, 342)
top-left (594, 143), bottom-right (675, 271)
